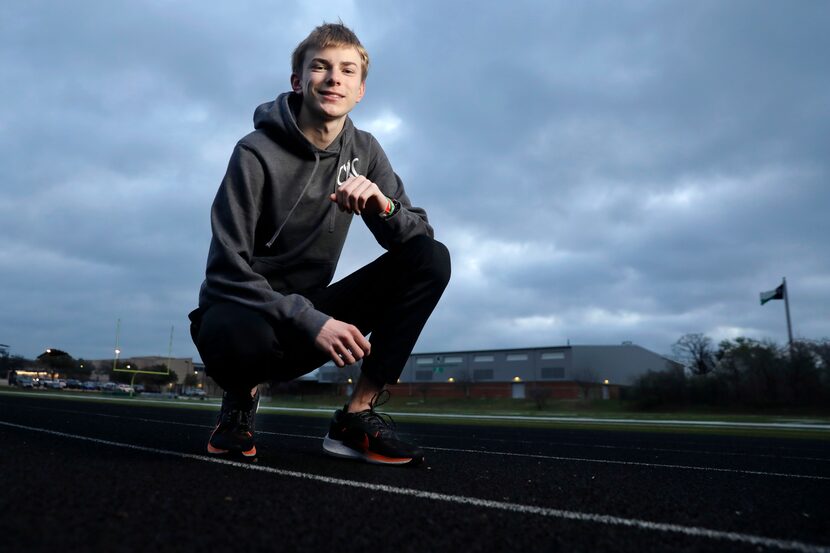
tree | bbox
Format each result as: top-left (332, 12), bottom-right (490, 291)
top-left (572, 367), bottom-right (599, 400)
top-left (673, 333), bottom-right (715, 376)
top-left (715, 337), bottom-right (780, 404)
top-left (71, 359), bottom-right (93, 380)
top-left (629, 365), bottom-right (687, 408)
top-left (0, 345), bottom-right (9, 377)
top-left (36, 349), bottom-right (77, 378)
top-left (626, 337), bottom-right (830, 409)
top-left (807, 339), bottom-right (830, 386)
top-left (529, 384), bottom-right (552, 410)
top-left (782, 341), bottom-right (823, 404)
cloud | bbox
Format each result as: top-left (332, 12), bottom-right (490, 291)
top-left (355, 111), bottom-right (404, 144)
top-left (1, 0), bottom-right (828, 364)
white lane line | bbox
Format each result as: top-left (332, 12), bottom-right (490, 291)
top-left (88, 412), bottom-right (830, 463)
top-left (19, 402), bottom-right (830, 463)
top-left (421, 446), bottom-right (830, 481)
top-left (9, 408), bottom-right (830, 481)
top-left (4, 390), bottom-right (829, 430)
top-left (97, 415), bottom-right (830, 480)
top-left (382, 412), bottom-right (830, 430)
top-left (425, 434), bottom-right (830, 463)
top-left (0, 419), bottom-right (827, 553)
top-left (414, 430), bottom-right (830, 462)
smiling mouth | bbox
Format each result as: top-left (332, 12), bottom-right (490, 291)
top-left (320, 91), bottom-right (344, 100)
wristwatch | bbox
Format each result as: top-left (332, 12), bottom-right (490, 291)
top-left (380, 198), bottom-right (401, 219)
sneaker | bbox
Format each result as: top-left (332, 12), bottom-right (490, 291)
top-left (207, 389), bottom-right (260, 458)
top-left (322, 390), bottom-right (424, 466)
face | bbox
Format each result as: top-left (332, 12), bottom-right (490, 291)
top-left (291, 46), bottom-right (366, 123)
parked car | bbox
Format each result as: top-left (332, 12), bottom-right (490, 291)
top-left (82, 380), bottom-right (99, 391)
top-left (100, 382), bottom-right (117, 392)
top-left (48, 380), bottom-right (63, 389)
top-left (16, 377), bottom-right (34, 388)
top-left (65, 379), bottom-right (83, 389)
top-left (38, 379), bottom-right (53, 388)
top-left (182, 388), bottom-right (207, 399)
top-left (115, 384), bottom-right (134, 394)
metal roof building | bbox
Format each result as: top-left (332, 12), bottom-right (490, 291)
top-left (312, 343), bottom-right (679, 399)
top-left (399, 344), bottom-right (679, 386)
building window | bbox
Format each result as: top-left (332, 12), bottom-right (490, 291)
top-left (541, 352), bottom-right (565, 360)
top-left (473, 355), bottom-right (494, 363)
top-left (506, 354), bottom-right (528, 361)
top-left (473, 369), bottom-right (494, 381)
top-left (541, 367), bottom-right (565, 379)
top-left (416, 358), bottom-right (433, 365)
top-left (415, 370), bottom-right (433, 381)
top-left (444, 356), bottom-right (463, 364)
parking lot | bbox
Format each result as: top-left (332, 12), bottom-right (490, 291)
top-left (6, 377), bottom-right (207, 398)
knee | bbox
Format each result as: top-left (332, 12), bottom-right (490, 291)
top-left (399, 235), bottom-right (451, 288)
top-left (196, 303), bottom-right (277, 365)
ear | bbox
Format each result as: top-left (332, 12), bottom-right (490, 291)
top-left (290, 73), bottom-right (302, 94)
top-left (355, 81), bottom-right (366, 103)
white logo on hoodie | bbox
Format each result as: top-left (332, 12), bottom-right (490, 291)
top-left (337, 158), bottom-right (361, 186)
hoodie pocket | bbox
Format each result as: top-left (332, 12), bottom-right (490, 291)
top-left (251, 257), bottom-right (336, 295)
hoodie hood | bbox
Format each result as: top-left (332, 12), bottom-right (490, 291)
top-left (252, 92), bottom-right (357, 245)
top-left (198, 90), bottom-right (434, 344)
top-left (253, 92), bottom-right (354, 158)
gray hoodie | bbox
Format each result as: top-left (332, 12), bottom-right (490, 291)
top-left (197, 92), bottom-right (433, 343)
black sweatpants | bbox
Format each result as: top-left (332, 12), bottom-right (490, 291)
top-left (189, 235), bottom-right (451, 396)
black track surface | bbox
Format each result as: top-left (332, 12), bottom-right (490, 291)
top-left (1, 393), bottom-right (829, 553)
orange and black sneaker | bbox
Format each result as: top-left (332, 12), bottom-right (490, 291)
top-left (207, 389), bottom-right (259, 459)
top-left (322, 390), bottom-right (424, 466)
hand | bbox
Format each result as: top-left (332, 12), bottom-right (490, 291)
top-left (329, 175), bottom-right (388, 216)
top-left (314, 318), bottom-right (371, 367)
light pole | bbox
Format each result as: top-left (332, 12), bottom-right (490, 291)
top-left (127, 364), bottom-right (139, 396)
top-left (112, 318), bottom-right (122, 374)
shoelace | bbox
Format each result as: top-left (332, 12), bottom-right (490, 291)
top-left (358, 389), bottom-right (398, 438)
top-left (218, 407), bottom-right (252, 432)
top-left (218, 394), bottom-right (256, 432)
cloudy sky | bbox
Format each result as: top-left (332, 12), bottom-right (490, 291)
top-left (2, 0), bottom-right (828, 363)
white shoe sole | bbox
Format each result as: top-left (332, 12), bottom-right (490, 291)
top-left (322, 433), bottom-right (415, 465)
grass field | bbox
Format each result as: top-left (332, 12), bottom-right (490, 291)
top-left (3, 386), bottom-right (829, 439)
top-left (262, 392), bottom-right (830, 421)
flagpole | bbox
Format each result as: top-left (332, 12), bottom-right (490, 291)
top-left (783, 277), bottom-right (794, 356)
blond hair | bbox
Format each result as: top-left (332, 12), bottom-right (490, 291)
top-left (292, 22), bottom-right (370, 82)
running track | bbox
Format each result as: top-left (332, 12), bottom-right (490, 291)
top-left (1, 393), bottom-right (828, 553)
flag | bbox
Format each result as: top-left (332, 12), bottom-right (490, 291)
top-left (760, 283), bottom-right (784, 305)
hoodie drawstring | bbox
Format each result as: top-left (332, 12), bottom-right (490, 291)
top-left (330, 148), bottom-right (351, 233)
top-left (328, 185), bottom-right (337, 233)
top-left (265, 152), bottom-right (321, 248)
